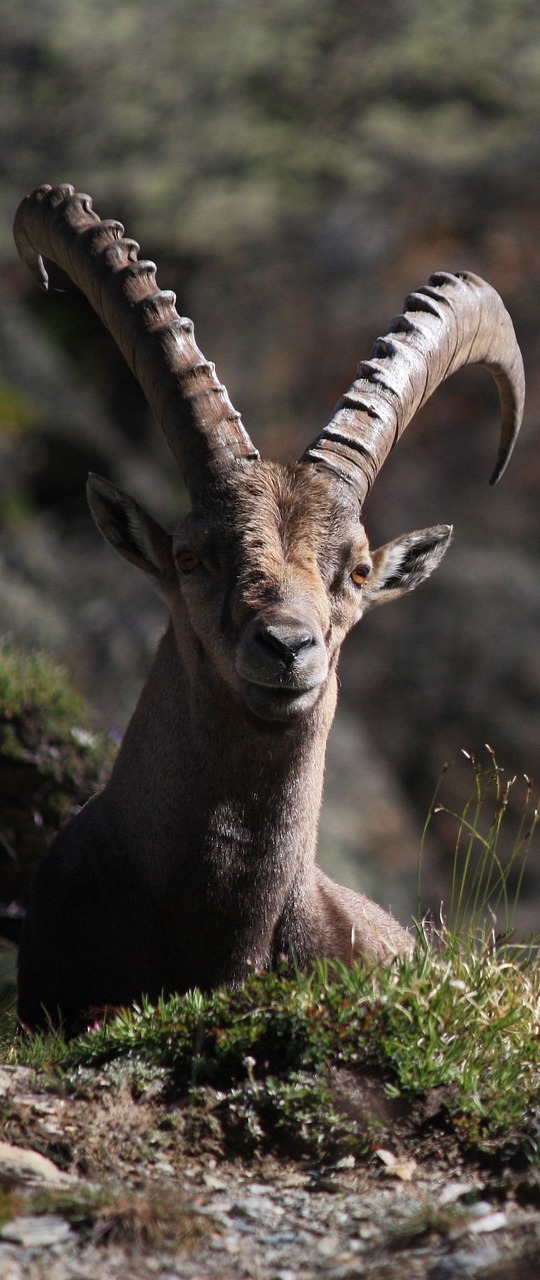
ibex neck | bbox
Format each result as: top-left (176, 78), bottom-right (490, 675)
top-left (107, 623), bottom-right (336, 879)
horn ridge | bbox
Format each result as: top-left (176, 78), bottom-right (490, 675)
top-left (303, 271), bottom-right (524, 503)
top-left (13, 185), bottom-right (259, 490)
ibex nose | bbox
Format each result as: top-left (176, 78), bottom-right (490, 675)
top-left (254, 620), bottom-right (315, 670)
top-left (236, 611), bottom-right (328, 698)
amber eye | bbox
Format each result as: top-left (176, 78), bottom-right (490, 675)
top-left (351, 563), bottom-right (371, 587)
top-left (176, 549), bottom-right (200, 574)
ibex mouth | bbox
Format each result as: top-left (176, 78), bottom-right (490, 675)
top-left (240, 678), bottom-right (323, 722)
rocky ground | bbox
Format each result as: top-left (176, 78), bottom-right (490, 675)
top-left (0, 1063), bottom-right (540, 1279)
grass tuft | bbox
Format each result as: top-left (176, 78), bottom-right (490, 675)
top-left (0, 640), bottom-right (96, 742)
top-left (418, 748), bottom-right (539, 938)
top-left (20, 1183), bottom-right (207, 1252)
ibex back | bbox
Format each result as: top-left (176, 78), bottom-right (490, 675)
top-left (14, 186), bottom-right (525, 1030)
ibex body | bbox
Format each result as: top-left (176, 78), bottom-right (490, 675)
top-left (13, 186), bottom-right (524, 1029)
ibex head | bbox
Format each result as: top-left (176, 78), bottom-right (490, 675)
top-left (14, 186), bottom-right (524, 727)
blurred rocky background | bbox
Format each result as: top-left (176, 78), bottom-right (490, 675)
top-left (1, 0), bottom-right (539, 933)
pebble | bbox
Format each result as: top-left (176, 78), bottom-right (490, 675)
top-left (437, 1181), bottom-right (477, 1206)
top-left (231, 1197), bottom-right (284, 1223)
top-left (428, 1246), bottom-right (500, 1279)
top-left (468, 1211), bottom-right (508, 1234)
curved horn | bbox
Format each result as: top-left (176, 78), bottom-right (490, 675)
top-left (303, 271), bottom-right (525, 504)
top-left (13, 184), bottom-right (259, 492)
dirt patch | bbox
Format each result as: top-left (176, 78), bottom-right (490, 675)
top-left (0, 1062), bottom-right (539, 1279)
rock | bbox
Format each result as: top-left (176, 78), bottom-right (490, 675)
top-left (0, 1141), bottom-right (72, 1186)
top-left (0, 1215), bottom-right (73, 1247)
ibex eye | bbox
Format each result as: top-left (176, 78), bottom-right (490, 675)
top-left (176, 549), bottom-right (200, 574)
top-left (351, 564), bottom-right (371, 586)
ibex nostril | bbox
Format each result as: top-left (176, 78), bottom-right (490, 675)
top-left (295, 632), bottom-right (315, 652)
top-left (257, 623), bottom-right (315, 665)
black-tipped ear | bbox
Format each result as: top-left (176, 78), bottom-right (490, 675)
top-left (87, 474), bottom-right (175, 593)
top-left (366, 525), bottom-right (452, 606)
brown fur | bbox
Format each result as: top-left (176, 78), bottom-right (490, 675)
top-left (18, 459), bottom-right (453, 1029)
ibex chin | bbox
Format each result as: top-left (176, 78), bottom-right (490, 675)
top-left (14, 185), bottom-right (524, 1030)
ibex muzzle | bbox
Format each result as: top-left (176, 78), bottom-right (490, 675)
top-left (13, 186), bottom-right (525, 1030)
top-left (237, 607), bottom-right (328, 720)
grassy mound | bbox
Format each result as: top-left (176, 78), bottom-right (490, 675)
top-left (9, 939), bottom-right (540, 1166)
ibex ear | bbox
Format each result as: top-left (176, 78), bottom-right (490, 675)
top-left (365, 525), bottom-right (452, 608)
top-left (87, 474), bottom-right (176, 595)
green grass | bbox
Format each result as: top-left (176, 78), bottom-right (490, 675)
top-left (7, 936), bottom-right (540, 1163)
top-left (0, 640), bottom-right (93, 741)
top-left (0, 639), bottom-right (118, 783)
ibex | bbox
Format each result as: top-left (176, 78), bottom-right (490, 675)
top-left (14, 185), bottom-right (524, 1030)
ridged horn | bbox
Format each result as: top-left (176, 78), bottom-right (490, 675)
top-left (13, 184), bottom-right (259, 493)
top-left (303, 271), bottom-right (525, 504)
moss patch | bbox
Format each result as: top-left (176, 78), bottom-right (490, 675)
top-left (0, 640), bottom-right (116, 909)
